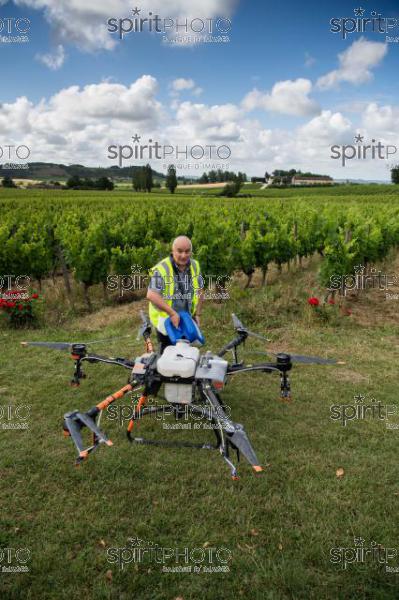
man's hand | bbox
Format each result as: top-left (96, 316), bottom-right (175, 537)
top-left (170, 311), bottom-right (180, 328)
top-left (193, 315), bottom-right (201, 328)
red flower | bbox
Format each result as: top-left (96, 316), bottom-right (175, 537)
top-left (328, 299), bottom-right (335, 305)
top-left (17, 304), bottom-right (23, 311)
top-left (7, 301), bottom-right (16, 308)
top-left (307, 297), bottom-right (319, 307)
top-left (31, 293), bottom-right (39, 299)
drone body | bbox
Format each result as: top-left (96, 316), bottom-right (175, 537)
top-left (22, 313), bottom-right (337, 480)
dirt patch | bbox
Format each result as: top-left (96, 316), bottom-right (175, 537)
top-left (331, 368), bottom-right (370, 384)
top-left (67, 299), bottom-right (147, 332)
top-left (177, 183), bottom-right (226, 189)
top-left (344, 253), bottom-right (399, 328)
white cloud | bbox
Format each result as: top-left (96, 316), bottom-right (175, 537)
top-left (172, 101), bottom-right (242, 141)
top-left (242, 78), bottom-right (320, 117)
top-left (170, 78), bottom-right (203, 97)
top-left (299, 110), bottom-right (352, 143)
top-left (171, 78), bottom-right (195, 92)
top-left (304, 52), bottom-right (316, 68)
top-left (35, 44), bottom-right (65, 70)
top-left (0, 76), bottom-right (164, 166)
top-left (317, 37), bottom-right (387, 90)
top-left (362, 102), bottom-right (399, 137)
top-left (1, 74), bottom-right (396, 180)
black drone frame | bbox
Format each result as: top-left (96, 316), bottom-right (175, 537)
top-left (22, 313), bottom-right (337, 479)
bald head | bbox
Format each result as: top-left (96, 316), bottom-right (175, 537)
top-left (172, 236), bottom-right (192, 269)
top-left (172, 236), bottom-right (192, 251)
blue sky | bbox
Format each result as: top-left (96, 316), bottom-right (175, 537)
top-left (1, 0), bottom-right (399, 178)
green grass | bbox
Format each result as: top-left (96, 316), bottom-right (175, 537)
top-left (1, 254), bottom-right (399, 599)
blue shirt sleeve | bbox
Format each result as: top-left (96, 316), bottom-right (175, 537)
top-left (148, 269), bottom-right (165, 292)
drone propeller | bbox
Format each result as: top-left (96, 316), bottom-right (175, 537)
top-left (21, 341), bottom-right (72, 351)
top-left (231, 314), bottom-right (341, 364)
top-left (249, 349), bottom-right (341, 365)
top-left (136, 309), bottom-right (152, 341)
top-left (21, 334), bottom-right (133, 352)
top-left (232, 313), bottom-right (245, 330)
top-left (231, 313), bottom-right (271, 342)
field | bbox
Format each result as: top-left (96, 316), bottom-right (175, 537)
top-left (1, 185), bottom-right (399, 599)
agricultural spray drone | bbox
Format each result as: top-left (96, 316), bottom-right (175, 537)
top-left (21, 312), bottom-right (337, 480)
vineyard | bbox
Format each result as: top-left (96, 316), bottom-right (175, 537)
top-left (1, 185), bottom-right (399, 310)
top-left (2, 185), bottom-right (399, 600)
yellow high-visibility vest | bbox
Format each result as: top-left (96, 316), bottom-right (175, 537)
top-left (148, 256), bottom-right (201, 331)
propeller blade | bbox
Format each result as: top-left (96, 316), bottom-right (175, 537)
top-left (21, 334), bottom-right (133, 351)
top-left (21, 341), bottom-right (72, 351)
top-left (137, 310), bottom-right (152, 340)
top-left (82, 334), bottom-right (133, 346)
top-left (248, 350), bottom-right (338, 365)
top-left (246, 330), bottom-right (271, 343)
top-left (231, 314), bottom-right (271, 341)
top-left (231, 313), bottom-right (245, 330)
top-left (288, 354), bottom-right (337, 365)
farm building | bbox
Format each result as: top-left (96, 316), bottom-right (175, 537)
top-left (291, 175), bottom-right (333, 186)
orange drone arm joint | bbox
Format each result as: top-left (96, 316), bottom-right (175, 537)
top-left (96, 384), bottom-right (133, 411)
top-left (127, 394), bottom-right (148, 432)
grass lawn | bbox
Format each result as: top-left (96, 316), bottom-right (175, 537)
top-left (0, 253), bottom-right (398, 599)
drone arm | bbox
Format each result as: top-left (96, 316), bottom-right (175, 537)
top-left (82, 354), bottom-right (134, 370)
top-left (96, 383), bottom-right (134, 411)
top-left (201, 382), bottom-right (263, 476)
top-left (226, 363), bottom-right (280, 375)
top-left (217, 334), bottom-right (247, 358)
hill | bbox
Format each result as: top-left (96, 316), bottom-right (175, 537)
top-left (0, 162), bottom-right (165, 181)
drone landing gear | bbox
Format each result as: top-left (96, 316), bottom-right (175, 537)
top-left (63, 383), bottom-right (133, 465)
top-left (126, 403), bottom-right (218, 452)
top-left (63, 408), bottom-right (113, 465)
top-left (126, 393), bottom-right (263, 481)
top-left (220, 438), bottom-right (240, 480)
top-left (69, 344), bottom-right (88, 387)
top-left (277, 354), bottom-right (292, 402)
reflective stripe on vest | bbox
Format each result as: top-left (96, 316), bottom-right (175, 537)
top-left (148, 257), bottom-right (200, 329)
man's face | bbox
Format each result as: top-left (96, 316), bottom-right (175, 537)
top-left (172, 242), bottom-right (192, 268)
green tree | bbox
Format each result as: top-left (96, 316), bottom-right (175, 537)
top-left (2, 176), bottom-right (16, 188)
top-left (96, 176), bottom-right (114, 190)
top-left (144, 164), bottom-right (153, 193)
top-left (66, 175), bottom-right (82, 189)
top-left (391, 165), bottom-right (399, 184)
top-left (166, 164), bottom-right (177, 194)
top-left (220, 173), bottom-right (243, 197)
top-left (199, 172), bottom-right (209, 184)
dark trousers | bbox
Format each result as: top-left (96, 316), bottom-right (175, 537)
top-left (156, 330), bottom-right (173, 354)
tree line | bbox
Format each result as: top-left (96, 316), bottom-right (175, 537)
top-left (198, 170), bottom-right (247, 184)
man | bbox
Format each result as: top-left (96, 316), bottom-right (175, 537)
top-left (147, 236), bottom-right (204, 353)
